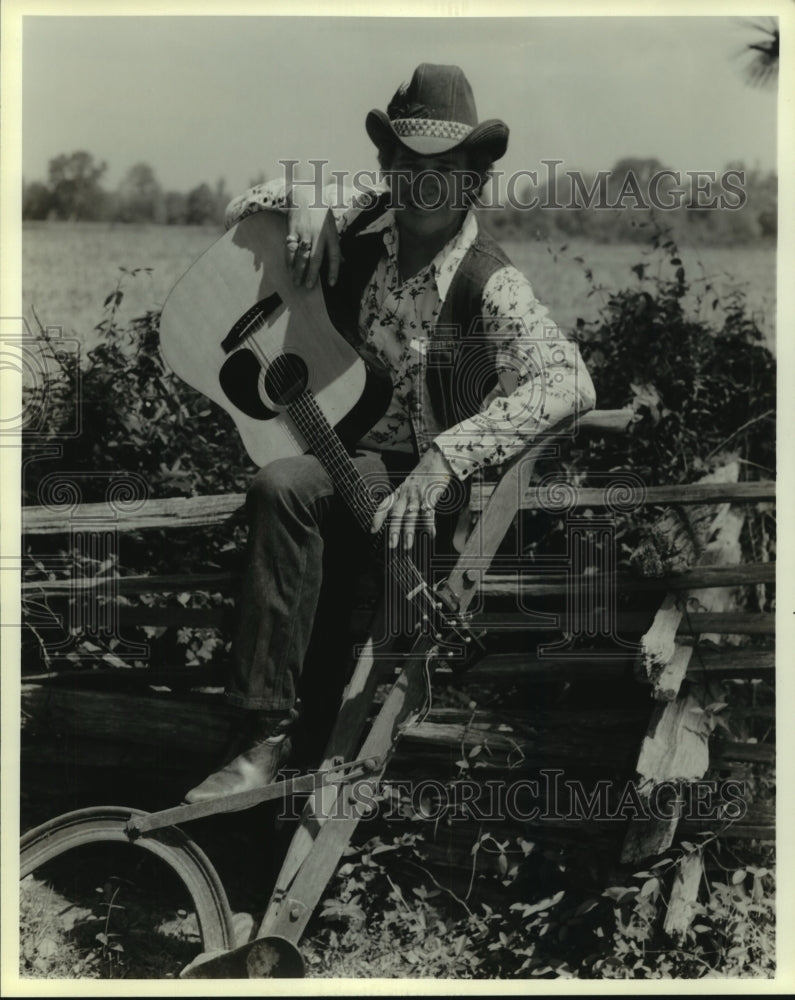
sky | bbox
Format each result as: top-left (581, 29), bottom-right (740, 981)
top-left (20, 14), bottom-right (779, 197)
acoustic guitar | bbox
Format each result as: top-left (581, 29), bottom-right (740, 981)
top-left (159, 210), bottom-right (484, 662)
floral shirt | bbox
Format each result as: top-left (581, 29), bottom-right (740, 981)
top-left (225, 180), bottom-right (596, 481)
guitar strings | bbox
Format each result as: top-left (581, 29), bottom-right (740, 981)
top-left (294, 390), bottom-right (447, 635)
top-left (293, 390), bottom-right (447, 633)
top-left (234, 314), bottom-right (450, 637)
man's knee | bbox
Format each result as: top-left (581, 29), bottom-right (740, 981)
top-left (247, 455), bottom-right (331, 513)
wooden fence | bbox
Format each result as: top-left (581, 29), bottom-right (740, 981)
top-left (20, 470), bottom-right (775, 936)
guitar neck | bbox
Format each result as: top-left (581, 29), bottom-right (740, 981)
top-left (287, 391), bottom-right (379, 536)
top-left (286, 391), bottom-right (442, 625)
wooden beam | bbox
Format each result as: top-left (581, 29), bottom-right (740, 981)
top-left (21, 480), bottom-right (774, 536)
top-left (21, 572), bottom-right (238, 595)
top-left (450, 646), bottom-right (774, 683)
top-left (22, 562), bottom-right (773, 599)
top-left (663, 852), bottom-right (704, 941)
top-left (470, 480), bottom-right (775, 513)
top-left (114, 607), bottom-right (778, 634)
top-left (22, 682), bottom-right (235, 750)
top-left (22, 493), bottom-right (246, 535)
top-left (480, 563), bottom-right (774, 598)
top-left (712, 741), bottom-right (775, 764)
top-left (651, 503), bottom-right (747, 700)
top-left (463, 611), bottom-right (774, 635)
top-left (620, 687), bottom-right (714, 864)
top-left (24, 604), bottom-right (773, 637)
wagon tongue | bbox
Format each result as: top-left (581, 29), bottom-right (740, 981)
top-left (180, 936), bottom-right (305, 979)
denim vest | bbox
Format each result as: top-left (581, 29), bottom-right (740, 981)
top-left (322, 192), bottom-right (513, 456)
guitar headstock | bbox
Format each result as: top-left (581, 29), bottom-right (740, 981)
top-left (424, 608), bottom-right (489, 675)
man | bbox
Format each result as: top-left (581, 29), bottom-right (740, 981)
top-left (184, 63), bottom-right (595, 803)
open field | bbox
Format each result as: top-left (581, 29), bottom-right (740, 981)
top-left (21, 221), bottom-right (776, 353)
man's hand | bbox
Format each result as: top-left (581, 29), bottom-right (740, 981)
top-left (371, 446), bottom-right (457, 550)
top-left (285, 186), bottom-right (341, 289)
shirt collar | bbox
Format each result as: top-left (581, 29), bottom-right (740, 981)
top-left (356, 208), bottom-right (479, 301)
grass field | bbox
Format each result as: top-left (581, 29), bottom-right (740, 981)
top-left (21, 221), bottom-right (776, 353)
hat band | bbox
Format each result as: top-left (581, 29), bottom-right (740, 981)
top-left (391, 118), bottom-right (474, 142)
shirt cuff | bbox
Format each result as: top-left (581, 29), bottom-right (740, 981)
top-left (224, 178), bottom-right (290, 229)
top-left (432, 429), bottom-right (486, 482)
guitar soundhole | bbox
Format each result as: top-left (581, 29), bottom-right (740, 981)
top-left (263, 353), bottom-right (309, 406)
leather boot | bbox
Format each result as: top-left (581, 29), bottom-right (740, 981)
top-left (182, 709), bottom-right (295, 804)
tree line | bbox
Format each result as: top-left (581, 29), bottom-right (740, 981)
top-left (483, 157), bottom-right (777, 246)
top-left (24, 150), bottom-right (777, 246)
top-left (22, 151), bottom-right (235, 226)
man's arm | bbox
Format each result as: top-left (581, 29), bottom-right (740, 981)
top-left (432, 266), bottom-right (597, 481)
top-left (224, 176), bottom-right (386, 289)
top-left (371, 267), bottom-right (596, 550)
top-left (224, 178), bottom-right (292, 228)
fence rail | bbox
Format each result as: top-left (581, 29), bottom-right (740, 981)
top-left (21, 480), bottom-right (775, 535)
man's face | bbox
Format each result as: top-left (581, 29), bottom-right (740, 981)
top-left (384, 147), bottom-right (479, 238)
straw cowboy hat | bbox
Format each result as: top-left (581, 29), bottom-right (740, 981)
top-left (365, 63), bottom-right (509, 161)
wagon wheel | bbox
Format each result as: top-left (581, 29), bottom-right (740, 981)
top-left (20, 806), bottom-right (237, 973)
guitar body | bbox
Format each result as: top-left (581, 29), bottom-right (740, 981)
top-left (159, 211), bottom-right (391, 468)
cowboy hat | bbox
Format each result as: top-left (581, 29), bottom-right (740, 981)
top-left (365, 63), bottom-right (509, 161)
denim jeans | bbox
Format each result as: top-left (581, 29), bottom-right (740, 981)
top-left (227, 449), bottom-right (418, 729)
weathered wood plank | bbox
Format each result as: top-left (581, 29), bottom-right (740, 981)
top-left (648, 516), bottom-right (746, 701)
top-left (26, 603), bottom-right (773, 637)
top-left (22, 562), bottom-right (774, 599)
top-left (578, 407), bottom-right (635, 434)
top-left (452, 646), bottom-right (774, 683)
top-left (681, 807), bottom-right (775, 842)
top-left (712, 741), bottom-right (775, 764)
top-left (637, 594), bottom-right (683, 681)
top-left (470, 479), bottom-right (775, 513)
top-left (664, 852), bottom-right (704, 941)
top-left (22, 644), bottom-right (772, 695)
top-left (635, 463), bottom-right (743, 690)
top-left (111, 607), bottom-right (778, 634)
top-left (21, 572), bottom-right (238, 595)
top-left (480, 563), bottom-right (774, 598)
top-left (664, 612), bottom-right (773, 635)
top-left (22, 493), bottom-right (246, 535)
top-left (461, 611), bottom-right (774, 635)
top-left (620, 687), bottom-right (714, 864)
top-left (651, 644), bottom-right (694, 702)
top-left (22, 682), bottom-right (235, 750)
top-left (649, 494), bottom-right (747, 703)
top-left (21, 480), bottom-right (775, 535)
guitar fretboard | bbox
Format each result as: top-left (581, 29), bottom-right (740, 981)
top-left (286, 390), bottom-right (446, 637)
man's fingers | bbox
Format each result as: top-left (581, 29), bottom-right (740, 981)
top-left (400, 504), bottom-right (420, 550)
top-left (371, 491), bottom-right (396, 534)
top-left (325, 240), bottom-right (341, 288)
top-left (387, 493), bottom-right (410, 549)
top-left (305, 241), bottom-right (326, 290)
top-left (291, 238), bottom-right (312, 285)
top-left (370, 483), bottom-right (437, 549)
